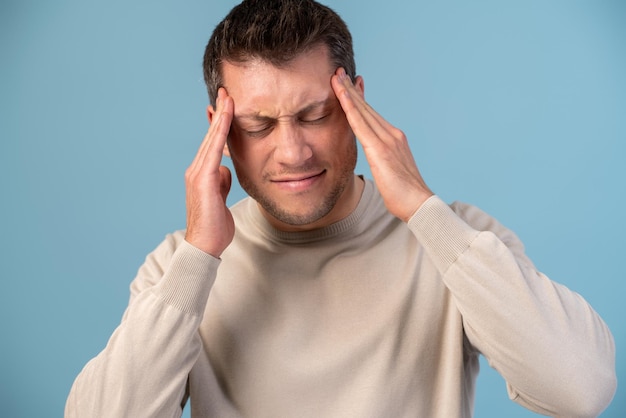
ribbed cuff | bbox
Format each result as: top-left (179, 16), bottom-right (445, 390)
top-left (153, 240), bottom-right (221, 316)
top-left (407, 195), bottom-right (479, 274)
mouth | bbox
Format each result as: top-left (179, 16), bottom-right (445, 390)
top-left (271, 170), bottom-right (326, 191)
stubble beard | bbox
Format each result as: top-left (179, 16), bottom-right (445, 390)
top-left (236, 142), bottom-right (358, 227)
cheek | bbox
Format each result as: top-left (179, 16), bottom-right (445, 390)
top-left (327, 117), bottom-right (356, 150)
top-left (227, 134), bottom-right (267, 172)
top-left (330, 110), bottom-right (354, 137)
top-left (227, 130), bottom-right (251, 159)
top-left (226, 134), bottom-right (247, 169)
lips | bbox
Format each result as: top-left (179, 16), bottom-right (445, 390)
top-left (271, 169), bottom-right (326, 191)
top-left (273, 170), bottom-right (325, 183)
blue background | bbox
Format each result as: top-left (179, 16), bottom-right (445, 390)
top-left (1, 0), bottom-right (624, 416)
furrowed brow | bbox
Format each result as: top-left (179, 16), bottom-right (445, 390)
top-left (235, 113), bottom-right (275, 123)
top-left (297, 98), bottom-right (335, 115)
top-left (235, 98), bottom-right (335, 122)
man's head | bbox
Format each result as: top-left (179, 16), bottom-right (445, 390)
top-left (202, 0), bottom-right (364, 232)
top-left (203, 0), bottom-right (356, 106)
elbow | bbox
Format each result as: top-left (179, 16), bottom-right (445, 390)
top-left (579, 372), bottom-right (617, 418)
top-left (558, 362), bottom-right (617, 418)
top-left (552, 315), bottom-right (618, 416)
top-left (516, 350), bottom-right (617, 417)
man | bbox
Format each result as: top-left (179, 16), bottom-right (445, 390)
top-left (66, 0), bottom-right (616, 417)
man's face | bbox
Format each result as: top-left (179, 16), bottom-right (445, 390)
top-left (213, 45), bottom-right (364, 231)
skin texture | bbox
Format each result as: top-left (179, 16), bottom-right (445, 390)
top-left (185, 45), bottom-right (433, 257)
top-left (331, 67), bottom-right (433, 222)
top-left (220, 46), bottom-right (364, 232)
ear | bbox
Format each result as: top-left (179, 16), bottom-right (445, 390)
top-left (354, 75), bottom-right (365, 98)
top-left (206, 104), bottom-right (216, 123)
top-left (206, 104), bottom-right (231, 158)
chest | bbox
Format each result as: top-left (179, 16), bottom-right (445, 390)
top-left (194, 230), bottom-right (467, 416)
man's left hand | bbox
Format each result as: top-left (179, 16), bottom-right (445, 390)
top-left (331, 67), bottom-right (434, 222)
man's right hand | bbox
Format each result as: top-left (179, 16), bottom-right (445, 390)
top-left (184, 88), bottom-right (235, 258)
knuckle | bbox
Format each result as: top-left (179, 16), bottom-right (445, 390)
top-left (391, 127), bottom-right (407, 142)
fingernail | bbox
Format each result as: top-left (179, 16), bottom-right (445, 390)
top-left (337, 68), bottom-right (347, 82)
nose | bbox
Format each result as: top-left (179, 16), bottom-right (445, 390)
top-left (272, 122), bottom-right (313, 166)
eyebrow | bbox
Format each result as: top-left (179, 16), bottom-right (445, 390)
top-left (235, 98), bottom-right (335, 122)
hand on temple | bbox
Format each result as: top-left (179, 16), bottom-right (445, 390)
top-left (184, 88), bottom-right (235, 257)
top-left (331, 67), bottom-right (434, 222)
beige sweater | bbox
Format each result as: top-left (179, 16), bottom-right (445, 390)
top-left (66, 179), bottom-right (616, 417)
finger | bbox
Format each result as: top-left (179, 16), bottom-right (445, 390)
top-left (188, 89), bottom-right (226, 172)
top-left (189, 88), bottom-right (233, 174)
top-left (191, 88), bottom-right (230, 169)
top-left (333, 69), bottom-right (393, 142)
top-left (204, 91), bottom-right (233, 169)
top-left (332, 69), bottom-right (379, 122)
top-left (332, 69), bottom-right (397, 147)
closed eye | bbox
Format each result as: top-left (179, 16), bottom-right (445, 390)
top-left (244, 125), bottom-right (273, 138)
top-left (299, 113), bottom-right (330, 125)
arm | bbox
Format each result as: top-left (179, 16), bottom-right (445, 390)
top-left (409, 196), bottom-right (616, 417)
top-left (331, 68), bottom-right (617, 417)
top-left (66, 237), bottom-right (219, 418)
top-left (66, 89), bottom-right (236, 417)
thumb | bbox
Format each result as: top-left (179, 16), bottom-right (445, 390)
top-left (218, 165), bottom-right (232, 202)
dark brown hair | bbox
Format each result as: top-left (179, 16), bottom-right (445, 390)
top-left (202, 0), bottom-right (356, 105)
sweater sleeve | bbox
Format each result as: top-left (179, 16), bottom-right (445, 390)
top-left (65, 233), bottom-right (220, 418)
top-left (407, 196), bottom-right (616, 418)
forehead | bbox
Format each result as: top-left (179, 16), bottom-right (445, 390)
top-left (222, 45), bottom-right (336, 118)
